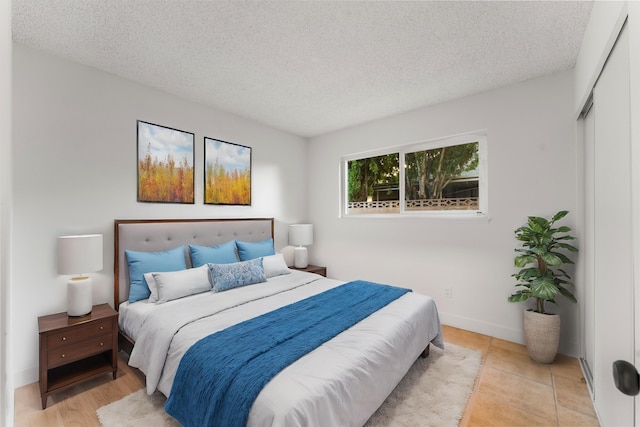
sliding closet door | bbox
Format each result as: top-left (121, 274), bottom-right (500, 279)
top-left (592, 25), bottom-right (633, 426)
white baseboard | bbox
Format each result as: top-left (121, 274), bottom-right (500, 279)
top-left (13, 366), bottom-right (37, 389)
top-left (439, 311), bottom-right (579, 357)
top-left (439, 311), bottom-right (525, 345)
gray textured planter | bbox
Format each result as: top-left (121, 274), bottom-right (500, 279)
top-left (523, 310), bottom-right (560, 364)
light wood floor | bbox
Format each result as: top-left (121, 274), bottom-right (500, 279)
top-left (14, 325), bottom-right (600, 427)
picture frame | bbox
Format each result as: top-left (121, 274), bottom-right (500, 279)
top-left (137, 120), bottom-right (195, 204)
top-left (204, 137), bottom-right (252, 206)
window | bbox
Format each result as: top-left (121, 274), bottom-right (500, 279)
top-left (341, 133), bottom-right (487, 218)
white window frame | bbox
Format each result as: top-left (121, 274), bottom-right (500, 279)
top-left (339, 131), bottom-right (488, 220)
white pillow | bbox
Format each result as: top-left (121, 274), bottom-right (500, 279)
top-left (262, 253), bottom-right (291, 278)
top-left (152, 265), bottom-right (212, 303)
top-left (143, 272), bottom-right (159, 303)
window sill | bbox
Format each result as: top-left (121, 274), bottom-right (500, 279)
top-left (339, 212), bottom-right (491, 223)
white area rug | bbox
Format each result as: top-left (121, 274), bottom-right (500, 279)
top-left (97, 342), bottom-right (481, 427)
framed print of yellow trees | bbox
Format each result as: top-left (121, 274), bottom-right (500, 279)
top-left (204, 137), bottom-right (251, 206)
top-left (137, 120), bottom-right (195, 204)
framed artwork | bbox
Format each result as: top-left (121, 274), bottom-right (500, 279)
top-left (204, 137), bottom-right (251, 205)
top-left (137, 120), bottom-right (195, 204)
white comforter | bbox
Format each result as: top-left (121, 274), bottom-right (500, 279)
top-left (125, 271), bottom-right (443, 427)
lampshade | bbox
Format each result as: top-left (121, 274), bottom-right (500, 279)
top-left (289, 224), bottom-right (313, 247)
top-left (57, 234), bottom-right (103, 274)
top-left (57, 234), bottom-right (103, 317)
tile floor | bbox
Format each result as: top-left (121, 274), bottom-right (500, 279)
top-left (444, 326), bottom-right (600, 426)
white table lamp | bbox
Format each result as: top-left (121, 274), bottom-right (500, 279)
top-left (57, 234), bottom-right (103, 317)
top-left (289, 224), bottom-right (313, 268)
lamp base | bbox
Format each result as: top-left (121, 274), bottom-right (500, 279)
top-left (294, 246), bottom-right (308, 269)
top-left (67, 276), bottom-right (93, 317)
top-left (280, 245), bottom-right (296, 267)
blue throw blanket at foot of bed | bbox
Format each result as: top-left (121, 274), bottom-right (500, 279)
top-left (165, 280), bottom-right (411, 427)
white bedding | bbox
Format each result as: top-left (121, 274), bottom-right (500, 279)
top-left (122, 270), bottom-right (443, 427)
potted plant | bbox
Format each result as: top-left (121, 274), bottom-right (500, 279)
top-left (508, 210), bottom-right (578, 363)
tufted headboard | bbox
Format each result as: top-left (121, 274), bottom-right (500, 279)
top-left (114, 218), bottom-right (274, 309)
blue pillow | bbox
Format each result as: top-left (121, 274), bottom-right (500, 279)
top-left (125, 246), bottom-right (187, 303)
top-left (236, 238), bottom-right (275, 261)
top-left (208, 259), bottom-right (267, 292)
top-left (189, 241), bottom-right (238, 267)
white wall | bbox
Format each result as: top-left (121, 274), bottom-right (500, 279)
top-left (1, 0), bottom-right (12, 424)
top-left (307, 70), bottom-right (579, 355)
top-left (11, 44), bottom-right (308, 387)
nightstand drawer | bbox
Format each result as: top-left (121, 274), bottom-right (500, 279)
top-left (47, 319), bottom-right (113, 350)
top-left (47, 333), bottom-right (113, 368)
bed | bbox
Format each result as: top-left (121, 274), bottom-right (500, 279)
top-left (114, 218), bottom-right (443, 427)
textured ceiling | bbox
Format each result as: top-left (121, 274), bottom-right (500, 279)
top-left (12, 1), bottom-right (593, 138)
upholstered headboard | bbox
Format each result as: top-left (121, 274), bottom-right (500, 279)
top-left (114, 218), bottom-right (274, 308)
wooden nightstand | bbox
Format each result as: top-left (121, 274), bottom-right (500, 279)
top-left (38, 304), bottom-right (118, 409)
top-left (291, 264), bottom-right (327, 277)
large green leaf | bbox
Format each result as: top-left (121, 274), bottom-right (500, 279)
top-left (557, 285), bottom-right (577, 303)
top-left (554, 242), bottom-right (578, 252)
top-left (535, 275), bottom-right (556, 285)
top-left (508, 291), bottom-right (531, 303)
top-left (531, 247), bottom-right (548, 256)
top-left (514, 255), bottom-right (536, 267)
top-left (552, 210), bottom-right (569, 222)
top-left (555, 235), bottom-right (576, 241)
top-left (541, 252), bottom-right (563, 266)
top-left (531, 276), bottom-right (559, 300)
top-left (514, 267), bottom-right (541, 281)
top-left (553, 252), bottom-right (575, 264)
top-left (528, 218), bottom-right (547, 233)
top-left (529, 216), bottom-right (549, 226)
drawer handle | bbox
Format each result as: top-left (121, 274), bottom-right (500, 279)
top-left (100, 342), bottom-right (104, 347)
top-left (61, 354), bottom-right (65, 358)
top-left (62, 337), bottom-right (66, 341)
top-left (99, 326), bottom-right (104, 330)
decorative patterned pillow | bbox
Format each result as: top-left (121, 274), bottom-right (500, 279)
top-left (125, 246), bottom-right (187, 303)
top-left (236, 238), bottom-right (275, 261)
top-left (189, 241), bottom-right (238, 267)
top-left (208, 258), bottom-right (267, 292)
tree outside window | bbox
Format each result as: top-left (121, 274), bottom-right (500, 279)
top-left (348, 153), bottom-right (400, 213)
top-left (405, 142), bottom-right (479, 211)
